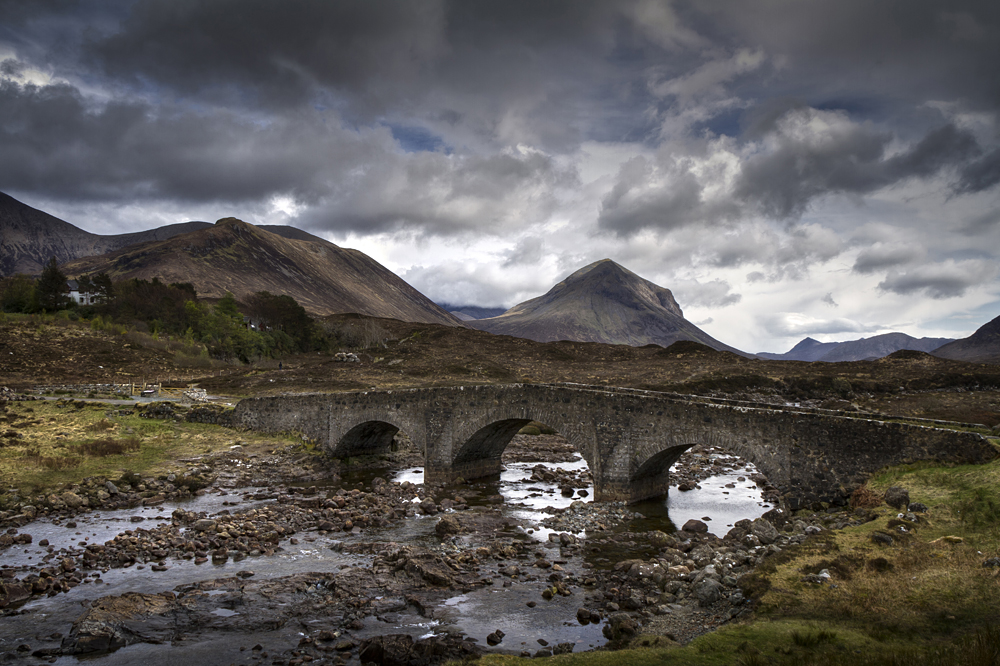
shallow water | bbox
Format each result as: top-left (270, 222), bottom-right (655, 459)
top-left (0, 453), bottom-right (767, 660)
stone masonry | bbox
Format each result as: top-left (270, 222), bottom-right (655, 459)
top-left (232, 384), bottom-right (997, 506)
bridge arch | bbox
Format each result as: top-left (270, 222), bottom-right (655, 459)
top-left (329, 420), bottom-right (402, 458)
top-left (446, 397), bottom-right (599, 485)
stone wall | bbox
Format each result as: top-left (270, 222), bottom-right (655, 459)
top-left (232, 384), bottom-right (997, 506)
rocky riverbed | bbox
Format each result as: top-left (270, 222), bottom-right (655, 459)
top-left (0, 423), bottom-right (871, 665)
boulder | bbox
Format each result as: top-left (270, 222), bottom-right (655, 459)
top-left (601, 612), bottom-right (638, 642)
top-left (750, 518), bottom-right (779, 545)
top-left (434, 515), bottom-right (461, 537)
top-left (884, 487), bottom-right (910, 510)
top-left (682, 519), bottom-right (708, 533)
top-left (694, 578), bottom-right (724, 606)
top-left (358, 634), bottom-right (415, 666)
top-left (61, 492), bottom-right (85, 509)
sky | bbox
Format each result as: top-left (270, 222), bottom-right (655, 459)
top-left (1, 0), bottom-right (999, 353)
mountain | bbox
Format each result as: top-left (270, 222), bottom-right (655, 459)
top-left (759, 332), bottom-right (955, 362)
top-left (63, 217), bottom-right (461, 326)
top-left (757, 337), bottom-right (840, 362)
top-left (0, 191), bottom-right (345, 277)
top-left (0, 191), bottom-right (216, 276)
top-left (932, 315), bottom-right (1000, 364)
top-left (465, 259), bottom-right (746, 354)
top-left (437, 303), bottom-right (508, 321)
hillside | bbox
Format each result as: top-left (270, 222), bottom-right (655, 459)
top-left (63, 218), bottom-right (461, 326)
top-left (759, 332), bottom-right (954, 362)
top-left (0, 192), bottom-right (214, 276)
top-left (933, 314), bottom-right (1000, 364)
top-left (466, 259), bottom-right (747, 354)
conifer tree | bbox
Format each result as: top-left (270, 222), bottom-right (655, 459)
top-left (36, 257), bottom-right (67, 311)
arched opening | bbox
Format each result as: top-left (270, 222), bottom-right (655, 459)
top-left (629, 443), bottom-right (776, 538)
top-left (451, 418), bottom-right (533, 479)
top-left (330, 420), bottom-right (401, 457)
top-left (501, 420), bottom-right (594, 503)
top-left (450, 419), bottom-right (594, 541)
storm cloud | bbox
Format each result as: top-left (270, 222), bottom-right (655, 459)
top-left (0, 0), bottom-right (998, 352)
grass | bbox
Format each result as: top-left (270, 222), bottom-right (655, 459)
top-left (0, 399), bottom-right (301, 497)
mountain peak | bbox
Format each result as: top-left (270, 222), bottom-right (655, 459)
top-left (468, 260), bottom-right (744, 354)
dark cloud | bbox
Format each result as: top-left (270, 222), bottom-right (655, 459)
top-left (679, 0), bottom-right (1000, 114)
top-left (955, 147), bottom-right (1000, 194)
top-left (852, 244), bottom-right (925, 274)
top-left (736, 114), bottom-right (982, 220)
top-left (86, 0), bottom-right (449, 111)
top-left (877, 261), bottom-right (996, 299)
top-left (0, 79), bottom-right (345, 202)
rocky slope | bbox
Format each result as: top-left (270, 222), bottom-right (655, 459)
top-left (0, 192), bottom-right (214, 276)
top-left (63, 218), bottom-right (461, 325)
top-left (466, 259), bottom-right (746, 354)
top-left (932, 314), bottom-right (1000, 364)
top-left (759, 332), bottom-right (954, 362)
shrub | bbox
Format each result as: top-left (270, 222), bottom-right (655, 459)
top-left (850, 484), bottom-right (883, 509)
top-left (79, 436), bottom-right (141, 457)
top-left (85, 418), bottom-right (116, 433)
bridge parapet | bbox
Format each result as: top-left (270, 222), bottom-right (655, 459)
top-left (232, 384), bottom-right (996, 507)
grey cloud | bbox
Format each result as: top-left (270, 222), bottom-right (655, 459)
top-left (298, 148), bottom-right (578, 237)
top-left (955, 147), bottom-right (1000, 194)
top-left (852, 244), bottom-right (926, 274)
top-left (877, 260), bottom-right (996, 299)
top-left (86, 0), bottom-right (450, 111)
top-left (673, 279), bottom-right (742, 308)
top-left (503, 237), bottom-right (544, 268)
top-left (678, 0), bottom-right (1000, 114)
top-left (822, 293), bottom-right (837, 307)
top-left (597, 155), bottom-right (739, 235)
top-left (74, 0), bottom-right (662, 150)
top-left (0, 78), bottom-right (575, 238)
top-left (735, 112), bottom-right (982, 220)
top-left (0, 79), bottom-right (355, 202)
top-left (758, 312), bottom-right (866, 338)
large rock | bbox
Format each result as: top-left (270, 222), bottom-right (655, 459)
top-left (751, 518), bottom-right (779, 545)
top-left (0, 581), bottom-right (31, 609)
top-left (434, 515), bottom-right (461, 537)
top-left (601, 612), bottom-right (638, 642)
top-left (358, 634), bottom-right (415, 666)
top-left (61, 491), bottom-right (85, 509)
top-left (884, 487), bottom-right (910, 510)
top-left (62, 592), bottom-right (177, 654)
top-left (682, 519), bottom-right (708, 533)
top-left (694, 578), bottom-right (724, 606)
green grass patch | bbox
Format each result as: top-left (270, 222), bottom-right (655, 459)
top-left (0, 400), bottom-right (299, 497)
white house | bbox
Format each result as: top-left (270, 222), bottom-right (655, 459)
top-left (66, 279), bottom-right (100, 305)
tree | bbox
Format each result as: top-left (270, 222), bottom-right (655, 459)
top-left (36, 257), bottom-right (67, 311)
top-left (0, 274), bottom-right (36, 313)
top-left (92, 273), bottom-right (114, 301)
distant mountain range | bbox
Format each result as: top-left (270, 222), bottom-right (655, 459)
top-left (438, 304), bottom-right (507, 321)
top-left (4, 191), bottom-right (998, 361)
top-left (758, 332), bottom-right (955, 362)
top-left (932, 315), bottom-right (1000, 364)
top-left (465, 259), bottom-right (748, 355)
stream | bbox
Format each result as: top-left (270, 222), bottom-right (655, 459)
top-left (0, 450), bottom-right (770, 663)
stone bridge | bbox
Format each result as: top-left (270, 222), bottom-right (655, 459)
top-left (231, 384), bottom-right (996, 507)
